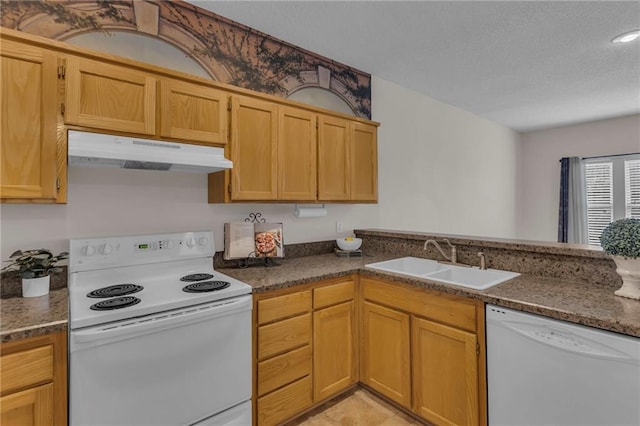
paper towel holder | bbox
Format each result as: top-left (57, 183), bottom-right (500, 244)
top-left (294, 204), bottom-right (327, 218)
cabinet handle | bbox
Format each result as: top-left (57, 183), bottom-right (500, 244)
top-left (60, 103), bottom-right (65, 116)
top-left (56, 178), bottom-right (60, 191)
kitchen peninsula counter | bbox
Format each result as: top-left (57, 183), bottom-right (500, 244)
top-left (221, 252), bottom-right (640, 338)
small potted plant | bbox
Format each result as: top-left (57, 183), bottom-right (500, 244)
top-left (600, 218), bottom-right (640, 300)
top-left (2, 249), bottom-right (68, 298)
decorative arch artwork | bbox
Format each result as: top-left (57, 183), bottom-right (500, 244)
top-left (1, 0), bottom-right (372, 119)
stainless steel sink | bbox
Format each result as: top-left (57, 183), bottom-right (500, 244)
top-left (365, 256), bottom-right (519, 290)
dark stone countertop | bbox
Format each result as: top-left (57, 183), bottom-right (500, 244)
top-left (2, 252), bottom-right (639, 341)
top-left (1, 288), bottom-right (68, 343)
top-left (220, 253), bottom-right (640, 338)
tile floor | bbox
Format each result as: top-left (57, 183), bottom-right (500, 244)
top-left (291, 389), bottom-right (424, 426)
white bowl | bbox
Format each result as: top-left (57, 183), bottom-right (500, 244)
top-left (336, 237), bottom-right (362, 251)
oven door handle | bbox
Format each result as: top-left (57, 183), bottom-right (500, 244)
top-left (71, 295), bottom-right (252, 349)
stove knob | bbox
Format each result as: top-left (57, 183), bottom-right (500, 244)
top-left (186, 237), bottom-right (196, 248)
top-left (99, 244), bottom-right (113, 255)
top-left (197, 236), bottom-right (209, 246)
top-left (166, 240), bottom-right (175, 249)
top-left (81, 245), bottom-right (95, 256)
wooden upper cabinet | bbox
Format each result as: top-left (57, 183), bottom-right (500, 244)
top-left (317, 115), bottom-right (350, 201)
top-left (65, 57), bottom-right (156, 135)
top-left (0, 40), bottom-right (58, 201)
top-left (230, 95), bottom-right (278, 200)
top-left (278, 107), bottom-right (317, 201)
top-left (160, 78), bottom-right (228, 145)
top-left (318, 116), bottom-right (378, 202)
top-left (350, 122), bottom-right (378, 201)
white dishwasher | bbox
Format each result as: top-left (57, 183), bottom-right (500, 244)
top-left (486, 304), bottom-right (640, 426)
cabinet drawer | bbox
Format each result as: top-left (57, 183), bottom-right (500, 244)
top-left (313, 280), bottom-right (355, 309)
top-left (258, 313), bottom-right (311, 360)
top-left (257, 376), bottom-right (312, 426)
top-left (362, 278), bottom-right (477, 332)
top-left (1, 345), bottom-right (53, 395)
top-left (257, 290), bottom-right (311, 325)
top-left (258, 345), bottom-right (311, 396)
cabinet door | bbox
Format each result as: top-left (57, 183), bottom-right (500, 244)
top-left (0, 383), bottom-right (53, 425)
top-left (317, 115), bottom-right (350, 201)
top-left (412, 316), bottom-right (479, 426)
top-left (230, 96), bottom-right (278, 200)
top-left (361, 302), bottom-right (411, 408)
top-left (313, 301), bottom-right (356, 401)
top-left (350, 122), bottom-right (377, 201)
top-left (160, 79), bottom-right (228, 144)
top-left (278, 107), bottom-right (316, 200)
top-left (65, 57), bottom-right (156, 135)
top-left (0, 40), bottom-right (58, 200)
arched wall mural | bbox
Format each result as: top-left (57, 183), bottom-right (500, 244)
top-left (1, 0), bottom-right (371, 118)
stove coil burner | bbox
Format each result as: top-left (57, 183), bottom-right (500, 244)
top-left (183, 281), bottom-right (231, 293)
top-left (180, 273), bottom-right (214, 282)
top-left (87, 284), bottom-right (144, 298)
top-left (90, 296), bottom-right (141, 311)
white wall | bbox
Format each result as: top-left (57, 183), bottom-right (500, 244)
top-left (516, 114), bottom-right (640, 242)
top-left (373, 77), bottom-right (520, 239)
top-left (0, 39), bottom-right (522, 258)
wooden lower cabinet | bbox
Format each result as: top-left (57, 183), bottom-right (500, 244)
top-left (412, 317), bottom-right (479, 426)
top-left (361, 277), bottom-right (486, 426)
top-left (254, 274), bottom-right (485, 426)
top-left (360, 301), bottom-right (411, 408)
top-left (257, 376), bottom-right (313, 426)
top-left (313, 300), bottom-right (357, 401)
top-left (0, 383), bottom-right (53, 425)
top-left (0, 332), bottom-right (67, 426)
top-left (254, 277), bottom-right (357, 425)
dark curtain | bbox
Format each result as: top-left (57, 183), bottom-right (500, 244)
top-left (558, 157), bottom-right (569, 242)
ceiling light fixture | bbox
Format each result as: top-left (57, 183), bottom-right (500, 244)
top-left (611, 29), bottom-right (640, 43)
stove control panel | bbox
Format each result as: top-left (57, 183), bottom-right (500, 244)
top-left (70, 231), bottom-right (215, 273)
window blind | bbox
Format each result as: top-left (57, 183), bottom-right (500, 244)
top-left (625, 159), bottom-right (640, 218)
top-left (585, 162), bottom-right (613, 245)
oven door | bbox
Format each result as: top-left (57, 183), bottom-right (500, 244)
top-left (69, 295), bottom-right (252, 426)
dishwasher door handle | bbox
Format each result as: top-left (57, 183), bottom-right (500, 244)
top-left (494, 319), bottom-right (639, 364)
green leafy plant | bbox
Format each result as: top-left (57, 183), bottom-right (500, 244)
top-left (2, 249), bottom-right (69, 279)
top-left (600, 218), bottom-right (640, 259)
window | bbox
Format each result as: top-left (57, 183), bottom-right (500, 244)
top-left (585, 155), bottom-right (640, 246)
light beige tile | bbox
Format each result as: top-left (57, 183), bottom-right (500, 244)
top-left (292, 389), bottom-right (426, 426)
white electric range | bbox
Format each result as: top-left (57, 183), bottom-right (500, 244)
top-left (68, 231), bottom-right (252, 426)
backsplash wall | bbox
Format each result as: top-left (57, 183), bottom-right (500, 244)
top-left (0, 167), bottom-right (379, 258)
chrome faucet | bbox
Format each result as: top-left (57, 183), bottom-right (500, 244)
top-left (423, 239), bottom-right (457, 264)
top-left (478, 252), bottom-right (486, 270)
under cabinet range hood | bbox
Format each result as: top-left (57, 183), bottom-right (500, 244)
top-left (67, 130), bottom-right (232, 173)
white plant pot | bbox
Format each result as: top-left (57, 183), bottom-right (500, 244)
top-left (612, 256), bottom-right (640, 300)
top-left (22, 275), bottom-right (50, 298)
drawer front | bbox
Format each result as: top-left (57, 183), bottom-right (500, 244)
top-left (258, 345), bottom-right (312, 396)
top-left (313, 279), bottom-right (355, 309)
top-left (258, 313), bottom-right (312, 360)
top-left (257, 376), bottom-right (312, 426)
top-left (257, 290), bottom-right (312, 325)
top-left (1, 345), bottom-right (53, 395)
top-left (362, 278), bottom-right (477, 332)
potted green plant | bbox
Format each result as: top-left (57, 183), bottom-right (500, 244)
top-left (2, 249), bottom-right (68, 297)
top-left (600, 218), bottom-right (640, 300)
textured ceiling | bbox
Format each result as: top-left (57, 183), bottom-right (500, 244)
top-left (190, 1), bottom-right (640, 132)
